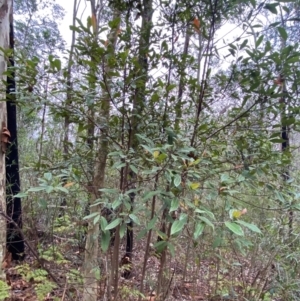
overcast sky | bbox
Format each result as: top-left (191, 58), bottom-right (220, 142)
top-left (58, 0), bottom-right (247, 69)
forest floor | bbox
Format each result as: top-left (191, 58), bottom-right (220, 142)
top-left (3, 235), bottom-right (280, 301)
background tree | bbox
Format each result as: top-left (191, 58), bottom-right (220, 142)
top-left (0, 0), bottom-right (12, 279)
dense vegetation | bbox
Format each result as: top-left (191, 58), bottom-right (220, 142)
top-left (2, 0), bottom-right (300, 300)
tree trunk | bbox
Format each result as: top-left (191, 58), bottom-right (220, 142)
top-left (82, 8), bottom-right (120, 301)
top-left (121, 0), bottom-right (153, 276)
top-left (0, 0), bottom-right (12, 278)
top-left (6, 9), bottom-right (24, 261)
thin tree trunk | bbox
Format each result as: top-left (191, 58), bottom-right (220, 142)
top-left (0, 0), bottom-right (13, 278)
top-left (6, 14), bottom-right (24, 260)
top-left (64, 0), bottom-right (77, 157)
top-left (278, 8), bottom-right (292, 240)
top-left (60, 0), bottom-right (78, 217)
top-left (82, 7), bottom-right (120, 301)
top-left (121, 0), bottom-right (153, 279)
top-left (175, 29), bottom-right (190, 132)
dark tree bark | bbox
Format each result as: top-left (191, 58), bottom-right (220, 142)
top-left (6, 18), bottom-right (25, 261)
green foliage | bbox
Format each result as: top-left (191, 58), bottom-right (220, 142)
top-left (66, 269), bottom-right (83, 285)
top-left (39, 246), bottom-right (69, 264)
top-left (16, 264), bottom-right (57, 301)
top-left (35, 282), bottom-right (57, 301)
top-left (0, 280), bottom-right (10, 300)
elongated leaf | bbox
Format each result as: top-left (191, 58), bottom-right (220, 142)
top-left (168, 242), bottom-right (175, 257)
top-left (83, 212), bottom-right (99, 220)
top-left (170, 219), bottom-right (186, 235)
top-left (137, 229), bottom-right (147, 240)
top-left (101, 231), bottom-right (111, 252)
top-left (236, 220), bottom-right (262, 233)
top-left (193, 222), bottom-right (205, 240)
top-left (129, 214), bottom-right (140, 225)
top-left (28, 187), bottom-right (46, 192)
top-left (13, 192), bottom-right (28, 198)
top-left (275, 191), bottom-right (285, 203)
top-left (225, 221), bottom-right (244, 236)
top-left (174, 174), bottom-right (181, 187)
top-left (98, 188), bottom-right (118, 194)
top-left (93, 214), bottom-right (100, 225)
top-left (255, 35), bottom-right (264, 48)
top-left (55, 186), bottom-right (69, 194)
top-left (199, 216), bottom-right (214, 229)
top-left (112, 198), bottom-right (122, 210)
top-left (120, 223), bottom-right (126, 238)
top-left (170, 198), bottom-right (179, 212)
top-left (195, 208), bottom-right (215, 220)
top-left (130, 164), bottom-right (138, 174)
top-left (154, 241), bottom-right (168, 253)
top-left (277, 27), bottom-right (288, 41)
top-left (105, 218), bottom-right (122, 230)
top-left (142, 191), bottom-right (157, 201)
top-left (287, 56), bottom-right (300, 64)
top-left (264, 3), bottom-right (278, 14)
top-left (147, 216), bottom-right (158, 230)
top-left (100, 216), bottom-right (108, 231)
top-left (240, 39), bottom-right (248, 49)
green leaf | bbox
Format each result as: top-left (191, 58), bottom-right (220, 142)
top-left (105, 218), bottom-right (122, 230)
top-left (129, 214), bottom-right (140, 225)
top-left (193, 222), bottom-right (205, 240)
top-left (108, 17), bottom-right (121, 29)
top-left (225, 221), bottom-right (244, 236)
top-left (166, 84), bottom-right (177, 92)
top-left (69, 25), bottom-right (82, 33)
top-left (83, 212), bottom-right (99, 220)
top-left (249, 0), bottom-right (256, 7)
top-left (44, 172), bottom-right (52, 181)
top-left (129, 165), bottom-right (138, 174)
top-left (236, 220), bottom-right (262, 233)
top-left (100, 216), bottom-right (108, 231)
top-left (38, 199), bottom-right (47, 209)
top-left (275, 191), bottom-right (285, 203)
top-left (270, 138), bottom-right (286, 143)
top-left (93, 214), bottom-right (100, 225)
top-left (255, 35), bottom-right (264, 48)
top-left (154, 241), bottom-right (168, 253)
top-left (112, 198), bottom-right (122, 210)
top-left (277, 27), bottom-right (288, 41)
top-left (286, 56), bottom-right (300, 64)
top-left (13, 192), bottom-right (28, 198)
top-left (28, 186), bottom-right (46, 192)
top-left (101, 231), bottom-right (111, 252)
top-left (142, 191), bottom-right (160, 201)
top-left (55, 186), bottom-right (69, 194)
top-left (137, 228), bottom-right (147, 240)
top-left (98, 188), bottom-right (118, 194)
top-left (147, 216), bottom-right (158, 230)
top-left (240, 39), bottom-right (248, 49)
top-left (198, 216), bottom-right (214, 229)
top-left (120, 223), bottom-right (126, 238)
top-left (168, 242), bottom-right (175, 257)
top-left (195, 208), bottom-right (215, 220)
top-left (212, 236), bottom-right (223, 248)
top-left (174, 174), bottom-right (181, 187)
top-left (170, 198), bottom-right (179, 212)
top-left (170, 219), bottom-right (186, 235)
top-left (264, 3), bottom-right (278, 14)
